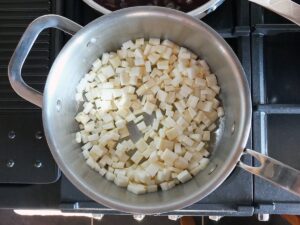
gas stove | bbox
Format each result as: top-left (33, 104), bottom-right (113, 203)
top-left (0, 0), bottom-right (299, 216)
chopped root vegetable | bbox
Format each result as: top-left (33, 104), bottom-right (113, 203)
top-left (75, 38), bottom-right (224, 195)
top-left (127, 183), bottom-right (147, 194)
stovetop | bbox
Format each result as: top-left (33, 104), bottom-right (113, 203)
top-left (0, 0), bottom-right (300, 216)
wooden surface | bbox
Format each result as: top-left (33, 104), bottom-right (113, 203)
top-left (282, 215), bottom-right (300, 225)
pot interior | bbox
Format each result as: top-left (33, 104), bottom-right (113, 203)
top-left (43, 7), bottom-right (251, 214)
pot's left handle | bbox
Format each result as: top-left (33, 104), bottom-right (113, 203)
top-left (8, 15), bottom-right (82, 108)
top-left (238, 149), bottom-right (300, 197)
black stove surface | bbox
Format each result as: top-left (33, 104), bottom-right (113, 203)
top-left (0, 1), bottom-right (60, 184)
top-left (251, 2), bottom-right (300, 214)
top-left (0, 0), bottom-right (299, 216)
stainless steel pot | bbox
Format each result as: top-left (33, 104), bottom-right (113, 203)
top-left (8, 7), bottom-right (300, 214)
top-left (82, 0), bottom-right (225, 18)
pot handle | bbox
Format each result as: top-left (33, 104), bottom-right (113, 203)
top-left (8, 15), bottom-right (82, 108)
top-left (238, 149), bottom-right (300, 197)
top-left (249, 0), bottom-right (300, 26)
top-left (82, 0), bottom-right (224, 19)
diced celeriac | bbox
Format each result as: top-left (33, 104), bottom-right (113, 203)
top-left (114, 174), bottom-right (129, 187)
top-left (177, 170), bottom-right (192, 183)
top-left (202, 131), bottom-right (210, 141)
top-left (149, 38), bottom-right (160, 45)
top-left (127, 183), bottom-right (147, 194)
top-left (174, 157), bottom-right (189, 170)
top-left (161, 149), bottom-right (177, 165)
top-left (143, 101), bottom-right (156, 115)
top-left (147, 184), bottom-right (158, 193)
top-left (135, 138), bottom-right (148, 152)
top-left (137, 121), bottom-right (147, 131)
top-left (184, 151), bottom-right (193, 161)
top-left (165, 127), bottom-right (180, 140)
top-left (131, 151), bottom-right (144, 164)
top-left (217, 107), bottom-right (224, 117)
top-left (75, 132), bottom-right (81, 143)
top-left (145, 163), bottom-right (160, 177)
top-left (105, 171), bottom-right (116, 181)
top-left (181, 135), bottom-right (194, 147)
top-left (156, 138), bottom-right (174, 151)
top-left (157, 60), bottom-right (169, 70)
top-left (75, 38), bottom-right (223, 195)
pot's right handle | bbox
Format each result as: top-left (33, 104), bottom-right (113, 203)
top-left (238, 149), bottom-right (300, 197)
top-left (8, 15), bottom-right (82, 108)
top-left (249, 0), bottom-right (300, 26)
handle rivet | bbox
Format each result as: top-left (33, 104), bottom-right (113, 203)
top-left (35, 131), bottom-right (43, 140)
top-left (133, 215), bottom-right (145, 221)
top-left (8, 130), bottom-right (16, 139)
top-left (34, 160), bottom-right (42, 168)
top-left (56, 99), bottom-right (62, 112)
top-left (87, 38), bottom-right (96, 47)
top-left (6, 160), bottom-right (15, 168)
top-left (231, 122), bottom-right (235, 135)
top-left (258, 214), bottom-right (269, 221)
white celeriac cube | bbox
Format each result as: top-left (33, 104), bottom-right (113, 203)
top-left (177, 170), bottom-right (192, 183)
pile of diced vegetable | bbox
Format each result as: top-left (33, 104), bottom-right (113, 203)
top-left (75, 38), bottom-right (224, 194)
